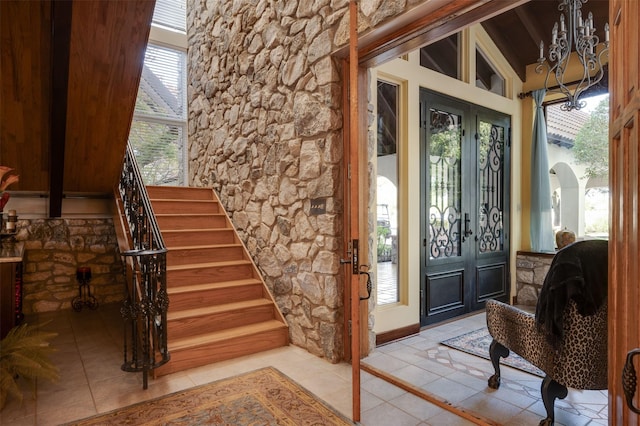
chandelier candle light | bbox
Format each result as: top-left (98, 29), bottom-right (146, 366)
top-left (537, 0), bottom-right (609, 111)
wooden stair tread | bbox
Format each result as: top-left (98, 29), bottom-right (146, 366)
top-left (167, 243), bottom-right (242, 250)
top-left (150, 198), bottom-right (217, 203)
top-left (162, 228), bottom-right (234, 233)
top-left (156, 213), bottom-right (225, 217)
top-left (169, 320), bottom-right (287, 351)
top-left (167, 278), bottom-right (262, 295)
top-left (167, 260), bottom-right (252, 271)
top-left (167, 299), bottom-right (273, 320)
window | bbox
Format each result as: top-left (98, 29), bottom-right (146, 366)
top-left (129, 0), bottom-right (187, 186)
top-left (475, 47), bottom-right (505, 96)
top-left (546, 94), bottom-right (609, 241)
top-left (376, 80), bottom-right (400, 305)
top-left (420, 33), bottom-right (460, 80)
top-left (152, 0), bottom-right (186, 34)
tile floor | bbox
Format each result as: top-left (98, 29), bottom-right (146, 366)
top-left (376, 261), bottom-right (398, 305)
top-left (1, 304), bottom-right (608, 425)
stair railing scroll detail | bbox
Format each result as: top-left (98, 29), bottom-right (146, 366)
top-left (118, 144), bottom-right (170, 389)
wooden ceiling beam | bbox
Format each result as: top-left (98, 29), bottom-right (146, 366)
top-left (482, 21), bottom-right (527, 81)
top-left (515, 6), bottom-right (546, 49)
top-left (49, 0), bottom-right (73, 218)
top-left (355, 0), bottom-right (530, 68)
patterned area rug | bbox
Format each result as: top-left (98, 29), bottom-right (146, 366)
top-left (441, 328), bottom-right (544, 377)
top-left (65, 367), bottom-right (353, 425)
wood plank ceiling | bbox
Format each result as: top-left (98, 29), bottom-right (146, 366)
top-left (482, 0), bottom-right (610, 81)
top-left (0, 0), bottom-right (155, 216)
top-left (0, 0), bottom-right (609, 216)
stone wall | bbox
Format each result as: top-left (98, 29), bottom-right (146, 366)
top-left (515, 251), bottom-right (554, 306)
top-left (13, 219), bottom-right (124, 314)
top-left (186, 0), bottom-right (431, 361)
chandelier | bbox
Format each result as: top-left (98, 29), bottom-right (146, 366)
top-left (536, 0), bottom-right (609, 111)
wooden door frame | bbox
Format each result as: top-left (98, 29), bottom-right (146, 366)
top-left (608, 0), bottom-right (639, 423)
top-left (340, 0), bottom-right (531, 422)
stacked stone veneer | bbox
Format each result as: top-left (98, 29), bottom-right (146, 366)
top-left (13, 219), bottom-right (124, 314)
top-left (515, 251), bottom-right (555, 306)
top-left (186, 0), bottom-right (427, 361)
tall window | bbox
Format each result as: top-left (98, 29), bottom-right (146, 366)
top-left (376, 80), bottom-right (400, 305)
top-left (129, 0), bottom-right (187, 186)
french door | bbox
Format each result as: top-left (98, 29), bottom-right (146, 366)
top-left (419, 90), bottom-right (510, 326)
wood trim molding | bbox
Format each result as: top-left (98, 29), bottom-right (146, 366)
top-left (353, 0), bottom-right (530, 68)
top-left (375, 323), bottom-right (421, 346)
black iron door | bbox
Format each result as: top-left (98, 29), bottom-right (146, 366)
top-left (419, 90), bottom-right (510, 326)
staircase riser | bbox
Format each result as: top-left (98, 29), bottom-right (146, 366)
top-left (144, 185), bottom-right (288, 377)
top-left (168, 284), bottom-right (264, 310)
top-left (152, 201), bottom-right (220, 214)
top-left (154, 328), bottom-right (289, 377)
top-left (157, 215), bottom-right (227, 229)
top-left (147, 187), bottom-right (214, 200)
top-left (167, 247), bottom-right (245, 265)
top-left (167, 264), bottom-right (255, 286)
top-left (162, 230), bottom-right (237, 246)
top-left (167, 305), bottom-right (276, 340)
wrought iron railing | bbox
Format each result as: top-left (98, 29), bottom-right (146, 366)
top-left (118, 143), bottom-right (169, 389)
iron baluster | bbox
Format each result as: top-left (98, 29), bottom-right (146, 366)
top-left (118, 144), bottom-right (170, 389)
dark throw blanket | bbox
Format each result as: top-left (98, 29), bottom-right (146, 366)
top-left (535, 239), bottom-right (608, 347)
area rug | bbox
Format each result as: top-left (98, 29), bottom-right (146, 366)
top-left (441, 328), bottom-right (544, 377)
top-left (65, 367), bottom-right (353, 425)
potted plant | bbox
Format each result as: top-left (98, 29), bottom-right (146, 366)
top-left (0, 323), bottom-right (59, 410)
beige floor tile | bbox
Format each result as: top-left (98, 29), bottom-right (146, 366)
top-left (361, 401), bottom-right (421, 426)
top-left (6, 304), bottom-right (608, 426)
top-left (361, 389), bottom-right (385, 411)
top-left (419, 377), bottom-right (478, 404)
top-left (388, 392), bottom-right (447, 422)
top-left (459, 392), bottom-right (523, 424)
top-left (389, 364), bottom-right (441, 387)
top-left (423, 409), bottom-right (477, 425)
top-left (364, 376), bottom-right (408, 401)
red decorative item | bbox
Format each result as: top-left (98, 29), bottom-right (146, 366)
top-left (0, 166), bottom-right (19, 213)
top-left (0, 191), bottom-right (10, 211)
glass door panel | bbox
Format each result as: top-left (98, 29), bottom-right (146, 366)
top-left (428, 108), bottom-right (462, 260)
top-left (477, 119), bottom-right (505, 254)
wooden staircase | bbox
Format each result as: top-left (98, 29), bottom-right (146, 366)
top-left (146, 186), bottom-right (289, 376)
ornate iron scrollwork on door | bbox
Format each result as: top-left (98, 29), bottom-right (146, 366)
top-left (428, 108), bottom-right (462, 259)
top-left (477, 121), bottom-right (505, 253)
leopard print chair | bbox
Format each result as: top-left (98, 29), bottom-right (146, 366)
top-left (486, 299), bottom-right (607, 426)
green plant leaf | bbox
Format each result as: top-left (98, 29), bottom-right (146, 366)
top-left (0, 323), bottom-right (59, 411)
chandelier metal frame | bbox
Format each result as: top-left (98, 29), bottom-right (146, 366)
top-left (536, 0), bottom-right (609, 111)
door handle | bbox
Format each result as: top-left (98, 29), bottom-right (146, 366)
top-left (622, 348), bottom-right (640, 414)
top-left (462, 213), bottom-right (473, 242)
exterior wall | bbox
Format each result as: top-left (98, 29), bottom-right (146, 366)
top-left (186, 0), bottom-right (435, 361)
top-left (14, 218), bottom-right (124, 314)
top-left (515, 251), bottom-right (553, 306)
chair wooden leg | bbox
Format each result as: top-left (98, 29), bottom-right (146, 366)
top-left (488, 339), bottom-right (509, 389)
top-left (539, 375), bottom-right (568, 426)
